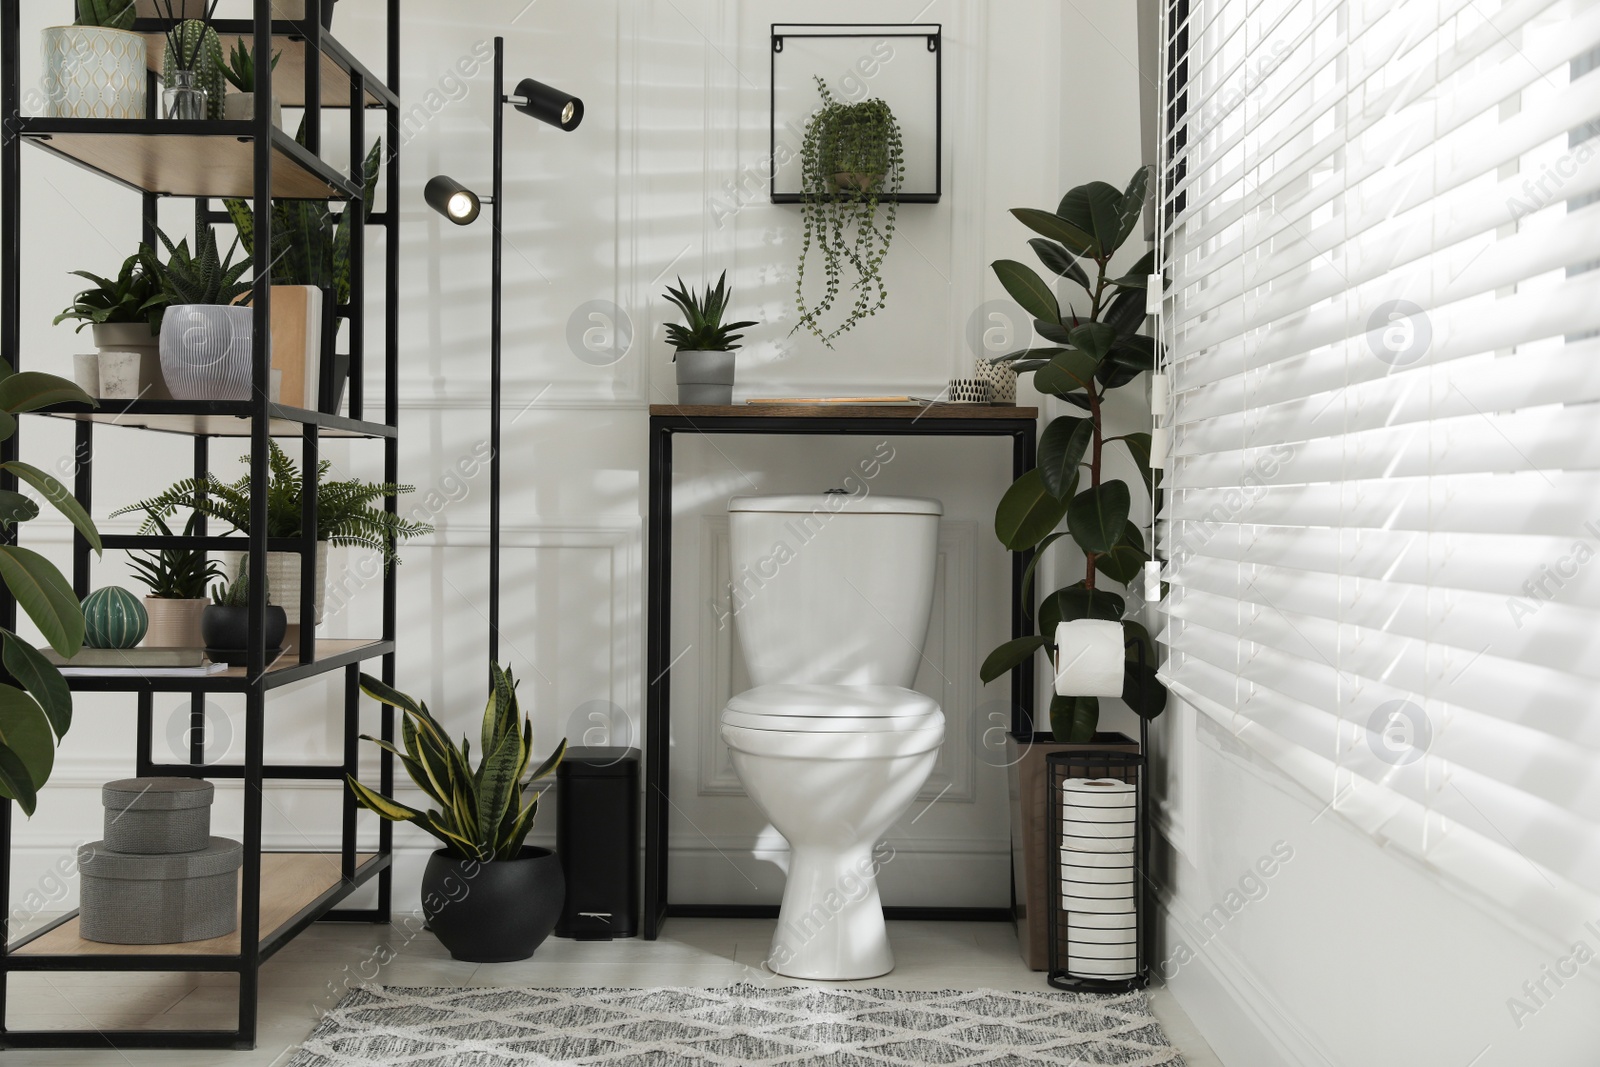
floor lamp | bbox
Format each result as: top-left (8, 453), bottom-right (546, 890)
top-left (424, 37), bottom-right (583, 664)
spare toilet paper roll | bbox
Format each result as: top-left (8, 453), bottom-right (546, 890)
top-left (1061, 778), bottom-right (1136, 852)
top-left (1061, 850), bottom-right (1136, 883)
top-left (1054, 621), bottom-right (1125, 696)
top-left (1068, 953), bottom-right (1139, 979)
top-left (1068, 917), bottom-right (1139, 946)
top-left (1061, 778), bottom-right (1137, 807)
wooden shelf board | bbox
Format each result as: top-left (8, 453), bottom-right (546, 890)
top-left (13, 852), bottom-right (373, 958)
top-left (19, 120), bottom-right (351, 200)
top-left (650, 403), bottom-right (1039, 420)
top-left (61, 639), bottom-right (391, 693)
top-left (39, 406), bottom-right (395, 440)
top-left (143, 33), bottom-right (385, 109)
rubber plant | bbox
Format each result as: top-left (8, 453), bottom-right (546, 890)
top-left (345, 665), bottom-right (566, 861)
top-left (0, 361), bottom-right (104, 815)
top-left (978, 167), bottom-right (1169, 742)
top-left (793, 76), bottom-right (904, 347)
top-left (223, 122), bottom-right (383, 308)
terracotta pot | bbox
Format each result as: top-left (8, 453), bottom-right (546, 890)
top-left (1006, 731), bottom-right (1140, 970)
top-left (143, 597), bottom-right (208, 648)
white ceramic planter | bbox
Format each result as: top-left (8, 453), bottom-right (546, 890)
top-left (73, 353), bottom-right (100, 396)
top-left (93, 322), bottom-right (168, 400)
top-left (143, 597), bottom-right (208, 649)
top-left (675, 349), bottom-right (736, 406)
top-left (222, 544), bottom-right (328, 626)
top-left (224, 91), bottom-right (283, 128)
top-left (41, 26), bottom-right (146, 119)
top-left (160, 305), bottom-right (254, 401)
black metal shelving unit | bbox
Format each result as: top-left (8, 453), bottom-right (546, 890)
top-left (0, 0), bottom-right (402, 1050)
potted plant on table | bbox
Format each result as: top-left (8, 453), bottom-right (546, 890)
top-left (54, 251), bottom-right (170, 400)
top-left (115, 442), bottom-right (432, 632)
top-left (347, 665), bottom-right (567, 962)
top-left (127, 510), bottom-right (224, 648)
top-left (221, 39), bottom-right (281, 126)
top-left (201, 564), bottom-right (286, 667)
top-left (144, 222), bottom-right (256, 402)
top-left (977, 168), bottom-right (1169, 969)
top-left (664, 271), bottom-right (756, 406)
top-left (793, 76), bottom-right (904, 346)
top-left (42, 2), bottom-right (146, 120)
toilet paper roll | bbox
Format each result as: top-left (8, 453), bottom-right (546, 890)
top-left (1061, 778), bottom-right (1137, 806)
top-left (1054, 621), bottom-right (1125, 696)
top-left (1061, 826), bottom-right (1135, 853)
top-left (1068, 922), bottom-right (1138, 946)
top-left (1063, 803), bottom-right (1136, 825)
top-left (1060, 878), bottom-right (1133, 900)
top-left (1061, 852), bottom-right (1136, 884)
top-left (1058, 848), bottom-right (1133, 869)
top-left (1062, 887), bottom-right (1137, 913)
top-left (1068, 955), bottom-right (1139, 979)
top-left (1069, 910), bottom-right (1138, 931)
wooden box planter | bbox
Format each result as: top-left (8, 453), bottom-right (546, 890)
top-left (1007, 730), bottom-right (1140, 970)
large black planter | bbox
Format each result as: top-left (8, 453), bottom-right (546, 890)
top-left (422, 846), bottom-right (564, 963)
top-left (200, 604), bottom-right (287, 667)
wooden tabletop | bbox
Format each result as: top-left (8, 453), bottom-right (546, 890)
top-left (649, 403), bottom-right (1039, 419)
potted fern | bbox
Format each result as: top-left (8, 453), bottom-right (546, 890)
top-left (347, 666), bottom-right (567, 962)
top-left (54, 251), bottom-right (170, 400)
top-left (145, 223), bottom-right (255, 401)
top-left (42, 2), bottom-right (146, 120)
top-left (128, 510), bottom-right (224, 648)
top-left (221, 39), bottom-right (281, 127)
top-left (115, 443), bottom-right (432, 631)
top-left (664, 272), bottom-right (757, 406)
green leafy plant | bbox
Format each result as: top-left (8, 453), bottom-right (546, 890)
top-left (221, 39), bottom-right (280, 94)
top-left (159, 8), bottom-right (226, 118)
top-left (978, 168), bottom-right (1169, 742)
top-left (0, 360), bottom-right (104, 815)
top-left (208, 560), bottom-right (264, 607)
top-left (141, 223), bottom-right (254, 308)
top-left (346, 665), bottom-right (566, 862)
top-left (114, 442), bottom-right (432, 567)
top-left (794, 77), bottom-right (904, 347)
top-left (53, 251), bottom-right (167, 334)
top-left (128, 510), bottom-right (224, 600)
top-left (75, 0), bottom-right (137, 30)
top-left (223, 124), bottom-right (383, 307)
top-left (662, 272), bottom-right (757, 358)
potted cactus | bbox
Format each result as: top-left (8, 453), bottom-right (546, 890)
top-left (347, 665), bottom-right (567, 962)
top-left (54, 251), bottom-right (171, 399)
top-left (663, 272), bottom-right (757, 406)
top-left (200, 564), bottom-right (285, 667)
top-left (42, 1), bottom-right (146, 120)
top-left (144, 223), bottom-right (255, 401)
top-left (221, 39), bottom-right (281, 127)
top-left (157, 4), bottom-right (225, 120)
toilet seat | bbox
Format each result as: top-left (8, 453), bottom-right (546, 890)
top-left (722, 684), bottom-right (942, 734)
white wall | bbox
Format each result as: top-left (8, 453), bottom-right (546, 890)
top-left (1, 0), bottom-right (1113, 928)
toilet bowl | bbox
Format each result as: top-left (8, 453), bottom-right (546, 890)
top-left (718, 493), bottom-right (945, 980)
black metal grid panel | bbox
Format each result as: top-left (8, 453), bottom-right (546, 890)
top-left (1045, 749), bottom-right (1150, 993)
top-left (0, 0), bottom-right (402, 1050)
top-left (769, 23), bottom-right (942, 204)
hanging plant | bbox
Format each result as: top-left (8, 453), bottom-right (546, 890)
top-left (977, 167), bottom-right (1170, 743)
top-left (793, 76), bottom-right (904, 347)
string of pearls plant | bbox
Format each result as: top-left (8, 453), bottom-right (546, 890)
top-left (793, 76), bottom-right (904, 347)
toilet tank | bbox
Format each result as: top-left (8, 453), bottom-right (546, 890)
top-left (727, 494), bottom-right (942, 687)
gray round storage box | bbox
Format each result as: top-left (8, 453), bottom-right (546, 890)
top-left (78, 837), bottom-right (242, 945)
top-left (102, 777), bottom-right (214, 854)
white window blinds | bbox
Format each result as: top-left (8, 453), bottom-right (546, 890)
top-left (1156, 0), bottom-right (1600, 933)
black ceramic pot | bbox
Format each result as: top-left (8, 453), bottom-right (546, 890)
top-left (422, 846), bottom-right (565, 963)
top-left (200, 604), bottom-right (287, 666)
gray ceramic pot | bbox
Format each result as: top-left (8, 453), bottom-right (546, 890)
top-left (675, 349), bottom-right (735, 406)
top-left (160, 305), bottom-right (254, 401)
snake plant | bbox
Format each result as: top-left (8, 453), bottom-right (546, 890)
top-left (347, 666), bottom-right (567, 862)
top-left (75, 0), bottom-right (137, 30)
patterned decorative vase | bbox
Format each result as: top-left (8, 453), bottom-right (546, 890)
top-left (83, 587), bottom-right (149, 650)
top-left (160, 305), bottom-right (254, 401)
top-left (40, 26), bottom-right (147, 119)
top-left (975, 357), bottom-right (1018, 405)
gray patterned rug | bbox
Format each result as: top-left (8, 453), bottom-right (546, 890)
top-left (289, 984), bottom-right (1185, 1066)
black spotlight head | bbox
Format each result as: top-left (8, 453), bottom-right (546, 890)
top-left (513, 78), bottom-right (584, 131)
top-left (425, 175), bottom-right (482, 226)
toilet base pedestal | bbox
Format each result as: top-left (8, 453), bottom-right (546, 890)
top-left (765, 844), bottom-right (894, 980)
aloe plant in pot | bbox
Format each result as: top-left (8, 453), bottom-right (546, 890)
top-left (128, 510), bottom-right (224, 649)
top-left (347, 666), bottom-right (567, 962)
top-left (664, 272), bottom-right (756, 406)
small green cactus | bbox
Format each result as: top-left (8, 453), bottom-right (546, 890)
top-left (75, 0), bottom-right (137, 31)
top-left (163, 20), bottom-right (226, 119)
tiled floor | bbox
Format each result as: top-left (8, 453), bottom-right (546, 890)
top-left (2, 918), bottom-right (1222, 1065)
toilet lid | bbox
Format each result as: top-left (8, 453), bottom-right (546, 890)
top-left (722, 685), bottom-right (944, 734)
